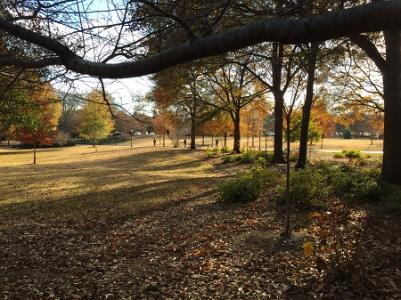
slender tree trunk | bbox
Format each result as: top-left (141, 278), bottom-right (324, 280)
top-left (296, 43), bottom-right (318, 169)
top-left (33, 142), bottom-right (37, 165)
top-left (190, 116), bottom-right (196, 150)
top-left (202, 135), bottom-right (204, 146)
top-left (224, 131), bottom-right (227, 148)
top-left (251, 123), bottom-right (255, 147)
top-left (233, 110), bottom-right (241, 154)
top-left (284, 117), bottom-right (291, 237)
top-left (382, 31), bottom-right (401, 184)
top-left (163, 132), bottom-right (165, 147)
top-left (246, 124), bottom-right (249, 150)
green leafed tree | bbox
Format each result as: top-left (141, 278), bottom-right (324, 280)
top-left (80, 90), bottom-right (114, 147)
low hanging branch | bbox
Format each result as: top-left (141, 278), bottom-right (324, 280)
top-left (0, 1), bottom-right (400, 78)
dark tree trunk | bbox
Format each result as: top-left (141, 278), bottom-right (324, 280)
top-left (382, 31), bottom-right (401, 184)
top-left (296, 42), bottom-right (318, 169)
top-left (224, 131), bottom-right (227, 148)
top-left (190, 116), bottom-right (196, 150)
top-left (233, 109), bottom-right (241, 154)
top-left (272, 91), bottom-right (285, 163)
top-left (272, 42), bottom-right (285, 164)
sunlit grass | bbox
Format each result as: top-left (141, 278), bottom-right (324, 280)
top-left (0, 144), bottom-right (222, 226)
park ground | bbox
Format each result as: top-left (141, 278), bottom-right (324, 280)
top-left (0, 138), bottom-right (400, 299)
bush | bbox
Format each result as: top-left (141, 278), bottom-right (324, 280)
top-left (221, 150), bottom-right (272, 164)
top-left (276, 168), bottom-right (330, 209)
top-left (334, 150), bottom-right (364, 163)
top-left (333, 152), bottom-right (345, 159)
top-left (342, 129), bottom-right (352, 139)
top-left (327, 165), bottom-right (381, 202)
top-left (219, 176), bottom-right (260, 203)
top-left (378, 184), bottom-right (401, 213)
top-left (206, 148), bottom-right (220, 158)
top-left (221, 146), bottom-right (230, 153)
top-left (239, 151), bottom-right (255, 163)
top-left (219, 168), bottom-right (278, 203)
top-left (222, 155), bottom-right (233, 163)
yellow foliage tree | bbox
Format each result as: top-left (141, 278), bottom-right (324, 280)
top-left (80, 90), bottom-right (114, 147)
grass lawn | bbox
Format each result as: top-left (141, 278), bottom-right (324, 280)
top-left (0, 142), bottom-right (399, 299)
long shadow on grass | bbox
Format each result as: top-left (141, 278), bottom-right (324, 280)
top-left (0, 174), bottom-right (229, 227)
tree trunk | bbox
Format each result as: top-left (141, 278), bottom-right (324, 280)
top-left (33, 142), bottom-right (37, 165)
top-left (272, 42), bottom-right (285, 164)
top-left (296, 42), bottom-right (318, 169)
top-left (224, 131), bottom-right (227, 148)
top-left (272, 92), bottom-right (285, 163)
top-left (382, 31), bottom-right (401, 184)
top-left (233, 110), bottom-right (241, 154)
top-left (190, 116), bottom-right (196, 150)
top-left (284, 117), bottom-right (292, 238)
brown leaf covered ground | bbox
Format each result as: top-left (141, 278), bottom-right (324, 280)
top-left (0, 144), bottom-right (399, 299)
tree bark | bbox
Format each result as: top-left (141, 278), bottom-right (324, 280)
top-left (382, 31), bottom-right (401, 184)
top-left (190, 116), bottom-right (196, 150)
top-left (296, 43), bottom-right (318, 169)
top-left (272, 42), bottom-right (285, 164)
top-left (272, 91), bottom-right (285, 163)
top-left (233, 109), bottom-right (241, 154)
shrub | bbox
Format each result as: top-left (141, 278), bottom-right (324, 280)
top-left (222, 155), bottom-right (232, 163)
top-left (206, 148), bottom-right (220, 159)
top-left (219, 168), bottom-right (279, 203)
top-left (279, 168), bottom-right (330, 209)
top-left (327, 165), bottom-right (381, 202)
top-left (333, 152), bottom-right (345, 159)
top-left (380, 184), bottom-right (401, 213)
top-left (219, 176), bottom-right (261, 203)
top-left (239, 151), bottom-right (255, 163)
top-left (221, 146), bottom-right (230, 153)
top-left (333, 150), bottom-right (364, 163)
top-left (342, 129), bottom-right (352, 139)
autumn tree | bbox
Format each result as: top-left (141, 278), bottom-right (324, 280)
top-left (241, 98), bottom-right (270, 149)
top-left (80, 91), bottom-right (114, 148)
top-left (15, 83), bottom-right (62, 164)
top-left (200, 60), bottom-right (266, 153)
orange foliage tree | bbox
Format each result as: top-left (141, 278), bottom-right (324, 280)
top-left (16, 83), bottom-right (62, 146)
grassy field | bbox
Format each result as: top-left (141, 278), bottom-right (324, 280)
top-left (0, 144), bottom-right (230, 224)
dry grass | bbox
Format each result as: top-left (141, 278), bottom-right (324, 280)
top-left (0, 144), bottom-right (228, 227)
